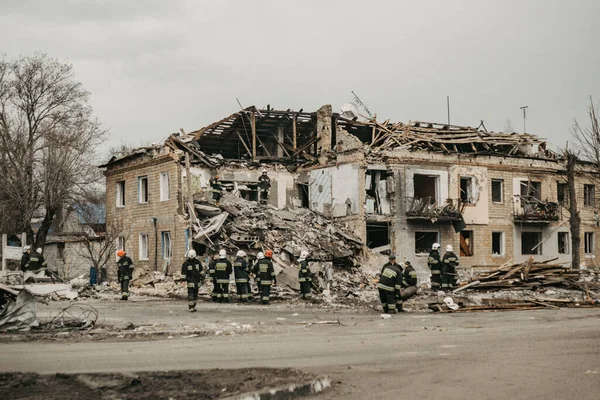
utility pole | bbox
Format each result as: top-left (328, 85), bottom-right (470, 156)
top-left (447, 96), bottom-right (450, 125)
top-left (520, 105), bottom-right (528, 133)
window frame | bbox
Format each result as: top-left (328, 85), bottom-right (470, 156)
top-left (414, 231), bottom-right (439, 255)
top-left (160, 172), bottom-right (170, 201)
top-left (584, 184), bottom-right (595, 207)
top-left (116, 181), bottom-right (125, 208)
top-left (138, 176), bottom-right (149, 204)
top-left (584, 232), bottom-right (595, 255)
top-left (521, 231), bottom-right (542, 255)
top-left (139, 233), bottom-right (149, 261)
top-left (161, 231), bottom-right (172, 259)
top-left (491, 179), bottom-right (503, 203)
top-left (460, 176), bottom-right (474, 204)
top-left (558, 232), bottom-right (569, 254)
top-left (492, 231), bottom-right (505, 256)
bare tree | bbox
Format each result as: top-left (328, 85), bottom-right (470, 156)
top-left (565, 150), bottom-right (581, 269)
top-left (0, 53), bottom-right (107, 248)
top-left (571, 96), bottom-right (600, 180)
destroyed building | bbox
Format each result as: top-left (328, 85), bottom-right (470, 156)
top-left (101, 105), bottom-right (600, 278)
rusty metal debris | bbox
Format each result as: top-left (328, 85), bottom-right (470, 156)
top-left (44, 304), bottom-right (99, 332)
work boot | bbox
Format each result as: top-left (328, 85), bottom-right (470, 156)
top-left (189, 308), bottom-right (197, 313)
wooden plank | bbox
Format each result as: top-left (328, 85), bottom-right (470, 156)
top-left (234, 130), bottom-right (252, 157)
top-left (292, 114), bottom-right (297, 150)
top-left (453, 280), bottom-right (480, 293)
top-left (251, 112), bottom-right (257, 160)
top-left (523, 256), bottom-right (533, 281)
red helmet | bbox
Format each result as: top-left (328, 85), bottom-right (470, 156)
top-left (117, 250), bottom-right (125, 257)
top-left (265, 249), bottom-right (273, 258)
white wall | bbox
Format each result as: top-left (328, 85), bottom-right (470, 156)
top-left (449, 165), bottom-right (489, 224)
top-left (310, 164), bottom-right (360, 216)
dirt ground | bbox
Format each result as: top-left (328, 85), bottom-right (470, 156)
top-left (0, 368), bottom-right (312, 400)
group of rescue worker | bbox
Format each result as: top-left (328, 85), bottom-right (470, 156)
top-left (210, 170), bottom-right (271, 205)
top-left (115, 247), bottom-right (313, 312)
top-left (426, 243), bottom-right (460, 292)
top-left (19, 245), bottom-right (57, 282)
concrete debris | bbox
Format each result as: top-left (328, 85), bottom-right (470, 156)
top-left (23, 283), bottom-right (78, 300)
top-left (0, 284), bottom-right (39, 331)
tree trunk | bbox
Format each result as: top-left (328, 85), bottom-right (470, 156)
top-left (35, 208), bottom-right (56, 250)
top-left (566, 153), bottom-right (581, 269)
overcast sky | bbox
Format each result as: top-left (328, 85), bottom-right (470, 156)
top-left (2, 0), bottom-right (599, 154)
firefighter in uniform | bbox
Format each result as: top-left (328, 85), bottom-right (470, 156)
top-left (208, 254), bottom-right (219, 302)
top-left (442, 244), bottom-right (459, 291)
top-left (20, 245), bottom-right (31, 272)
top-left (214, 249), bottom-right (232, 302)
top-left (427, 242), bottom-right (442, 291)
top-left (252, 252), bottom-right (264, 298)
top-left (297, 250), bottom-right (312, 299)
top-left (233, 250), bottom-right (250, 302)
top-left (400, 261), bottom-right (418, 302)
top-left (377, 254), bottom-right (404, 313)
top-left (210, 175), bottom-right (223, 205)
top-left (256, 249), bottom-right (276, 304)
top-left (258, 169), bottom-right (271, 205)
top-left (117, 250), bottom-right (134, 300)
top-left (181, 250), bottom-right (203, 312)
top-left (28, 248), bottom-right (48, 273)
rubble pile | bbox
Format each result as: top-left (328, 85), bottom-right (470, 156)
top-left (192, 192), bottom-right (363, 264)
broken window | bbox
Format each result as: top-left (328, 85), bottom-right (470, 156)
top-left (584, 232), bottom-right (594, 254)
top-left (521, 231), bottom-right (542, 255)
top-left (138, 176), bottom-right (149, 204)
top-left (366, 222), bottom-right (390, 251)
top-left (557, 182), bottom-right (568, 205)
top-left (491, 179), bottom-right (503, 203)
top-left (413, 174), bottom-right (438, 200)
top-left (365, 170), bottom-right (391, 215)
top-left (238, 182), bottom-right (259, 202)
top-left (160, 172), bottom-right (170, 201)
top-left (297, 183), bottom-right (309, 208)
top-left (460, 230), bottom-right (473, 257)
top-left (162, 231), bottom-right (172, 259)
top-left (520, 180), bottom-right (541, 200)
top-left (492, 232), bottom-right (504, 255)
top-left (116, 181), bottom-right (125, 207)
top-left (139, 234), bottom-right (149, 260)
top-left (415, 231), bottom-right (438, 254)
top-left (460, 177), bottom-right (474, 204)
top-left (584, 184), bottom-right (595, 207)
top-left (558, 232), bottom-right (569, 254)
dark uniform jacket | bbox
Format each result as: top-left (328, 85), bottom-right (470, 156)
top-left (401, 265), bottom-right (418, 288)
top-left (233, 257), bottom-right (249, 282)
top-left (378, 263), bottom-right (403, 292)
top-left (427, 250), bottom-right (441, 272)
top-left (258, 175), bottom-right (271, 190)
top-left (117, 256), bottom-right (134, 281)
top-left (298, 259), bottom-right (312, 282)
top-left (255, 258), bottom-right (276, 285)
top-left (442, 251), bottom-right (459, 274)
top-left (214, 258), bottom-right (232, 284)
top-left (28, 253), bottom-right (47, 271)
top-left (208, 259), bottom-right (216, 278)
top-left (181, 258), bottom-right (204, 284)
top-left (20, 252), bottom-right (30, 271)
top-left (210, 179), bottom-right (222, 194)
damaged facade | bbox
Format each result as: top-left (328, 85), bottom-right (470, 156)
top-left (101, 105), bottom-right (600, 279)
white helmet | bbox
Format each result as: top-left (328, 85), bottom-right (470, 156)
top-left (446, 244), bottom-right (453, 252)
top-left (236, 250), bottom-right (246, 258)
top-left (23, 245), bottom-right (31, 252)
top-left (432, 243), bottom-right (440, 250)
top-left (219, 249), bottom-right (227, 258)
top-left (262, 169), bottom-right (267, 173)
top-left (36, 248), bottom-right (43, 254)
top-left (256, 252), bottom-right (264, 260)
top-left (187, 249), bottom-right (197, 258)
top-left (300, 250), bottom-right (309, 259)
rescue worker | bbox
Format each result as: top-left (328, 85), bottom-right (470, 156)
top-left (208, 254), bottom-right (219, 302)
top-left (378, 254), bottom-right (404, 313)
top-left (442, 244), bottom-right (459, 291)
top-left (181, 250), bottom-right (204, 312)
top-left (400, 261), bottom-right (418, 301)
top-left (117, 250), bottom-right (134, 300)
top-left (28, 248), bottom-right (47, 273)
top-left (20, 245), bottom-right (31, 272)
top-left (214, 249), bottom-right (232, 303)
top-left (256, 249), bottom-right (276, 304)
top-left (258, 169), bottom-right (271, 205)
top-left (297, 250), bottom-right (312, 300)
top-left (210, 175), bottom-right (223, 205)
top-left (252, 252), bottom-right (265, 297)
top-left (427, 243), bottom-right (442, 291)
top-left (233, 250), bottom-right (250, 302)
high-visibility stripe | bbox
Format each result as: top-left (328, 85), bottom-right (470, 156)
top-left (235, 279), bottom-right (248, 283)
top-left (216, 279), bottom-right (229, 284)
top-left (262, 297), bottom-right (269, 301)
top-left (378, 283), bottom-right (395, 291)
top-left (395, 285), bottom-right (403, 290)
top-left (299, 278), bottom-right (306, 282)
top-left (431, 270), bottom-right (441, 275)
top-left (261, 280), bottom-right (272, 285)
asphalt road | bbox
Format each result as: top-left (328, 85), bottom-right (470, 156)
top-left (1, 300), bottom-right (599, 399)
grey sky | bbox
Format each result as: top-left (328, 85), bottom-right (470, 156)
top-left (2, 0), bottom-right (599, 154)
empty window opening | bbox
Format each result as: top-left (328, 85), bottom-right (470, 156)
top-left (297, 183), bottom-right (309, 208)
top-left (557, 182), bottom-right (568, 205)
top-left (139, 234), bottom-right (149, 260)
top-left (492, 232), bottom-right (504, 255)
top-left (116, 181), bottom-right (125, 207)
top-left (460, 177), bottom-right (474, 204)
top-left (161, 231), bottom-right (172, 259)
top-left (415, 231), bottom-right (439, 254)
top-left (460, 230), bottom-right (473, 257)
top-left (365, 170), bottom-right (391, 215)
top-left (116, 236), bottom-right (125, 260)
top-left (520, 180), bottom-right (541, 200)
top-left (521, 231), bottom-right (542, 255)
top-left (138, 176), bottom-right (149, 203)
top-left (413, 174), bottom-right (438, 200)
top-left (491, 179), bottom-right (503, 203)
top-left (585, 232), bottom-right (595, 254)
top-left (366, 222), bottom-right (390, 250)
top-left (160, 172), bottom-right (170, 201)
top-left (584, 184), bottom-right (595, 207)
top-left (238, 182), bottom-right (259, 202)
top-left (558, 232), bottom-right (569, 254)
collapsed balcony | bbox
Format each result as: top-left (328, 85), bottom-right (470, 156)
top-left (514, 196), bottom-right (559, 223)
top-left (405, 197), bottom-right (464, 222)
